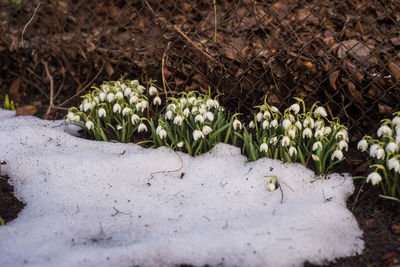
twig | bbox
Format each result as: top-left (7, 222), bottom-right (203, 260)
top-left (149, 150), bottom-right (184, 180)
top-left (21, 2), bottom-right (44, 47)
top-left (213, 0), bottom-right (217, 42)
top-left (72, 204), bottom-right (80, 215)
top-left (351, 179), bottom-right (366, 211)
top-left (161, 43), bottom-right (171, 98)
top-left (111, 207), bottom-right (131, 216)
top-left (42, 60), bottom-right (54, 118)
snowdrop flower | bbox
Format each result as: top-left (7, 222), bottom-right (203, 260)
top-left (204, 112), bottom-right (214, 121)
top-left (282, 119), bottom-right (291, 130)
top-left (263, 111), bottom-right (271, 119)
top-left (101, 84), bottom-right (110, 93)
top-left (174, 115), bottom-right (183, 126)
top-left (94, 96), bottom-right (100, 104)
top-left (281, 136), bottom-right (290, 147)
top-left (270, 119), bottom-right (278, 128)
top-left (388, 157), bottom-right (400, 173)
top-left (270, 137), bottom-right (278, 145)
top-left (260, 143), bottom-right (268, 153)
top-left (335, 130), bottom-right (348, 142)
top-left (137, 85), bottom-right (145, 93)
top-left (386, 142), bottom-right (398, 154)
top-left (270, 106), bottom-right (279, 113)
top-left (331, 150), bottom-right (344, 160)
top-left (73, 115), bottom-right (80, 122)
top-left (377, 125), bottom-right (392, 137)
top-left (124, 87), bottom-right (131, 97)
top-left (289, 103), bottom-right (300, 114)
top-left (129, 94), bottom-right (138, 104)
top-left (288, 128), bottom-right (296, 139)
top-left (323, 127), bottom-right (332, 136)
top-left (180, 98), bottom-right (187, 106)
top-left (138, 123), bottom-right (147, 132)
top-left (117, 125), bottom-right (123, 130)
top-left (295, 121), bottom-right (302, 130)
top-left (135, 102), bottom-right (143, 112)
top-left (99, 92), bottom-right (106, 102)
top-left (289, 146), bottom-right (297, 157)
top-left (366, 172), bottom-right (382, 185)
top-left (369, 144), bottom-right (379, 157)
top-left (202, 125), bottom-right (212, 135)
top-left (193, 130), bottom-right (204, 141)
top-left (122, 107), bottom-right (132, 116)
top-left (183, 108), bottom-right (190, 117)
top-left (66, 112), bottom-right (75, 123)
top-left (315, 120), bottom-right (324, 129)
top-left (98, 108), bottom-right (106, 118)
top-left (314, 129), bottom-right (324, 139)
top-left (357, 139), bottom-right (368, 152)
top-left (153, 96), bottom-right (162, 105)
top-left (206, 99), bottom-right (215, 109)
top-left (375, 147), bottom-right (385, 160)
top-left (396, 135), bottom-right (400, 145)
top-left (213, 100), bottom-right (220, 108)
top-left (338, 140), bottom-right (348, 151)
top-left (165, 110), bottom-right (173, 120)
top-left (256, 112), bottom-right (263, 122)
top-left (191, 107), bottom-right (198, 114)
top-left (158, 129), bottom-right (167, 139)
top-left (303, 117), bottom-right (314, 129)
top-left (177, 141), bottom-right (184, 148)
top-left (115, 91), bottom-right (124, 99)
top-left (392, 116), bottom-right (400, 126)
top-left (249, 121), bottom-right (255, 129)
top-left (199, 107), bottom-right (207, 115)
top-left (312, 141), bottom-right (322, 151)
top-left (312, 154), bottom-right (320, 161)
top-left (195, 114), bottom-right (204, 123)
top-left (262, 120), bottom-right (269, 129)
top-left (113, 103), bottom-right (122, 113)
top-left (233, 119), bottom-right (242, 131)
top-left (149, 86), bottom-right (157, 96)
top-left (314, 106), bottom-right (327, 117)
top-left (140, 100), bottom-right (148, 111)
top-left (302, 128), bottom-right (312, 139)
top-left (188, 97), bottom-right (196, 105)
top-left (131, 114), bottom-right (139, 124)
top-left (267, 181), bottom-right (276, 192)
top-left (83, 101), bottom-right (92, 112)
top-left (107, 93), bottom-right (115, 103)
top-left (167, 103), bottom-right (176, 112)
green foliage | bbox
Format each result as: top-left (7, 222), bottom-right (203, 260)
top-left (3, 94), bottom-right (16, 110)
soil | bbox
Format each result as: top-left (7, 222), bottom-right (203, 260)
top-left (0, 173), bottom-right (25, 224)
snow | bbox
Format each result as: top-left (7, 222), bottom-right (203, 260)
top-left (0, 109), bottom-right (363, 267)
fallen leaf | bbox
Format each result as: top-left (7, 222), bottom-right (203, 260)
top-left (347, 81), bottom-right (363, 103)
top-left (337, 40), bottom-right (373, 60)
top-left (329, 70), bottom-right (339, 90)
top-left (378, 103), bottom-right (393, 114)
top-left (105, 61), bottom-right (114, 76)
top-left (364, 219), bottom-right (375, 228)
top-left (9, 78), bottom-right (21, 100)
top-left (16, 105), bottom-right (38, 116)
top-left (388, 62), bottom-right (400, 80)
top-left (392, 225), bottom-right (400, 234)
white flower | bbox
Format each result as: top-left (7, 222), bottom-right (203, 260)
top-left (199, 107), bottom-right (207, 115)
top-left (124, 87), bottom-right (131, 97)
top-left (66, 112), bottom-right (75, 123)
top-left (312, 141), bottom-right (323, 151)
top-left (115, 91), bottom-right (124, 99)
top-left (193, 130), bottom-right (204, 141)
top-left (314, 106), bottom-right (327, 117)
top-left (113, 103), bottom-right (122, 113)
top-left (386, 142), bottom-right (398, 154)
top-left (107, 93), bottom-right (115, 103)
top-left (94, 96), bottom-right (100, 104)
top-left (270, 137), bottom-right (278, 145)
top-left (249, 121), bottom-right (255, 129)
top-left (282, 119), bottom-right (291, 130)
top-left (375, 147), bottom-right (385, 160)
top-left (158, 129), bottom-right (167, 139)
top-left (195, 114), bottom-right (204, 123)
top-left (315, 120), bottom-right (324, 129)
top-left (183, 108), bottom-right (190, 117)
top-left (131, 114), bottom-right (139, 124)
top-left (396, 135), bottom-right (400, 145)
top-left (98, 108), bottom-right (106, 118)
top-left (117, 125), bottom-right (123, 130)
top-left (302, 128), bottom-right (312, 138)
top-left (288, 128), bottom-right (296, 139)
top-left (270, 119), bottom-right (278, 128)
top-left (323, 127), bottom-right (332, 136)
top-left (137, 85), bottom-right (145, 93)
top-left (149, 86), bottom-right (157, 96)
top-left (167, 103), bottom-right (176, 112)
top-left (204, 112), bottom-right (214, 121)
top-left (174, 115), bottom-right (183, 126)
top-left (260, 143), bottom-right (268, 153)
top-left (131, 80), bottom-right (139, 86)
top-left (369, 144), bottom-right (379, 157)
top-left (153, 96), bottom-right (162, 105)
top-left (188, 97), bottom-right (196, 105)
top-left (138, 123), bottom-right (147, 132)
top-left (267, 181), bottom-right (276, 192)
top-left (191, 107), bottom-right (198, 114)
top-left (262, 120), bottom-right (269, 129)
top-left (83, 101), bottom-right (92, 112)
top-left (312, 154), bottom-right (320, 161)
top-left (295, 121), bottom-right (302, 130)
top-left (122, 107), bottom-right (132, 116)
top-left (289, 103), bottom-right (300, 114)
top-left (101, 84), bottom-right (110, 93)
top-left (165, 110), bottom-right (173, 120)
top-left (338, 140), bottom-right (348, 151)
top-left (99, 92), bottom-right (106, 102)
top-left (335, 130), bottom-right (349, 142)
top-left (314, 129), bottom-right (324, 139)
top-left (392, 116), bottom-right (400, 126)
top-left (357, 139), bottom-right (368, 152)
top-left (202, 125), bottom-right (212, 135)
top-left (140, 100), bottom-right (148, 111)
top-left (303, 117), bottom-right (314, 129)
top-left (377, 125), bottom-right (392, 137)
top-left (180, 98), bottom-right (187, 106)
top-left (85, 120), bottom-right (94, 130)
top-left (263, 111), bottom-right (271, 119)
top-left (129, 94), bottom-right (138, 104)
top-left (177, 141), bottom-right (184, 148)
top-left (256, 112), bottom-right (263, 122)
top-left (331, 150), bottom-right (344, 160)
top-left (366, 172), bottom-right (382, 185)
top-left (270, 106), bottom-right (279, 113)
top-left (281, 136), bottom-right (290, 147)
top-left (73, 115), bottom-right (80, 122)
top-left (289, 146), bottom-right (297, 157)
top-left (388, 157), bottom-right (400, 173)
top-left (233, 119), bottom-right (242, 131)
top-left (206, 99), bottom-right (215, 109)
top-left (213, 100), bottom-right (220, 108)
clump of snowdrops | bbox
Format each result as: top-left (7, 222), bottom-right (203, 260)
top-left (66, 79), bottom-right (162, 142)
top-left (357, 111), bottom-right (400, 201)
top-left (148, 91), bottom-right (239, 156)
top-left (241, 97), bottom-right (348, 175)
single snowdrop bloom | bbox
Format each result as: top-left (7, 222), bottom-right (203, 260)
top-left (188, 97), bottom-right (196, 105)
top-left (153, 96), bottom-right (162, 105)
top-left (295, 121), bottom-right (302, 130)
top-left (180, 98), bottom-right (187, 106)
top-left (140, 100), bottom-right (148, 111)
top-left (165, 110), bottom-right (173, 120)
top-left (366, 172), bottom-right (382, 185)
top-left (323, 126), bottom-right (332, 136)
top-left (66, 112), bottom-right (75, 123)
top-left (122, 107), bottom-right (132, 116)
top-left (233, 119), bottom-right (242, 131)
top-left (183, 108), bottom-right (190, 117)
top-left (270, 106), bottom-right (279, 113)
top-left (288, 114), bottom-right (295, 122)
top-left (335, 129), bottom-right (349, 142)
top-left (158, 129), bottom-right (167, 139)
top-left (174, 115), bottom-right (183, 126)
top-left (262, 120), bottom-right (269, 129)
top-left (195, 114), bottom-right (204, 123)
top-left (263, 111), bottom-right (271, 119)
top-left (99, 92), bottom-right (106, 102)
top-left (177, 141), bottom-right (184, 148)
top-left (191, 107), bottom-right (198, 114)
top-left (73, 115), bottom-right (80, 122)
top-left (303, 117), bottom-right (314, 129)
top-left (115, 91), bottom-right (124, 99)
top-left (392, 116), bottom-right (400, 126)
top-left (94, 97), bottom-right (100, 104)
top-left (281, 136), bottom-right (290, 147)
top-left (331, 150), bottom-right (344, 161)
top-left (138, 123), bottom-right (147, 132)
top-left (149, 86), bottom-right (158, 96)
top-left (314, 120), bottom-right (324, 129)
top-left (101, 84), bottom-right (110, 93)
top-left (314, 129), bottom-right (324, 139)
top-left (369, 144), bottom-right (379, 157)
top-left (396, 135), bottom-right (400, 145)
top-left (312, 141), bottom-right (323, 151)
top-left (270, 137), bottom-right (278, 145)
top-left (282, 119), bottom-right (291, 130)
top-left (357, 139), bottom-right (368, 152)
top-left (312, 154), bottom-right (320, 161)
top-left (199, 107), bottom-right (207, 115)
top-left (98, 108), bottom-right (106, 118)
top-left (256, 112), bottom-right (263, 122)
top-left (129, 94), bottom-right (138, 104)
top-left (396, 126), bottom-right (400, 136)
top-left (289, 103), bottom-right (300, 114)
top-left (204, 111), bottom-right (214, 121)
top-left (288, 128), bottom-right (296, 139)
top-left (117, 125), bottom-right (123, 130)
top-left (270, 119), bottom-right (278, 128)
top-left (124, 87), bottom-right (131, 97)
top-left (338, 140), bottom-right (348, 151)
top-left (206, 99), bottom-right (215, 109)
top-left (386, 142), bottom-right (398, 154)
top-left (137, 85), bottom-right (145, 93)
top-left (107, 93), bottom-right (115, 103)
top-left (375, 147), bottom-right (385, 160)
top-left (267, 181), bottom-right (276, 192)
top-left (131, 80), bottom-right (139, 86)
top-left (289, 146), bottom-right (297, 157)
top-left (377, 125), bottom-right (392, 137)
top-left (388, 157), bottom-right (400, 173)
top-left (193, 130), bottom-right (205, 141)
top-left (113, 103), bottom-right (122, 113)
top-left (83, 101), bottom-right (92, 112)
top-left (131, 114), bottom-right (139, 124)
top-left (260, 143), bottom-right (268, 153)
top-left (213, 100), bottom-right (220, 108)
top-left (249, 121), bottom-right (255, 129)
top-left (314, 106), bottom-right (327, 117)
top-left (202, 125), bottom-right (212, 135)
top-left (302, 128), bottom-right (312, 139)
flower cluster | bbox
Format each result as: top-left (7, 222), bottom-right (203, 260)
top-left (358, 111), bottom-right (400, 201)
top-left (149, 91), bottom-right (235, 156)
top-left (240, 97), bottom-right (348, 175)
top-left (66, 79), bottom-right (161, 142)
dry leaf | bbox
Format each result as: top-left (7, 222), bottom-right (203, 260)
top-left (329, 70), bottom-right (339, 90)
top-left (105, 61), bottom-right (114, 76)
top-left (337, 40), bottom-right (373, 60)
top-left (378, 103), bottom-right (393, 114)
top-left (347, 81), bottom-right (363, 103)
top-left (9, 78), bottom-right (21, 100)
top-left (388, 62), bottom-right (400, 80)
top-left (16, 105), bottom-right (38, 116)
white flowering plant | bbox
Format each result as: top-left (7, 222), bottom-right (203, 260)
top-left (357, 111), bottom-right (400, 201)
top-left (65, 79), bottom-right (162, 142)
top-left (147, 91), bottom-right (238, 156)
top-left (241, 97), bottom-right (348, 175)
